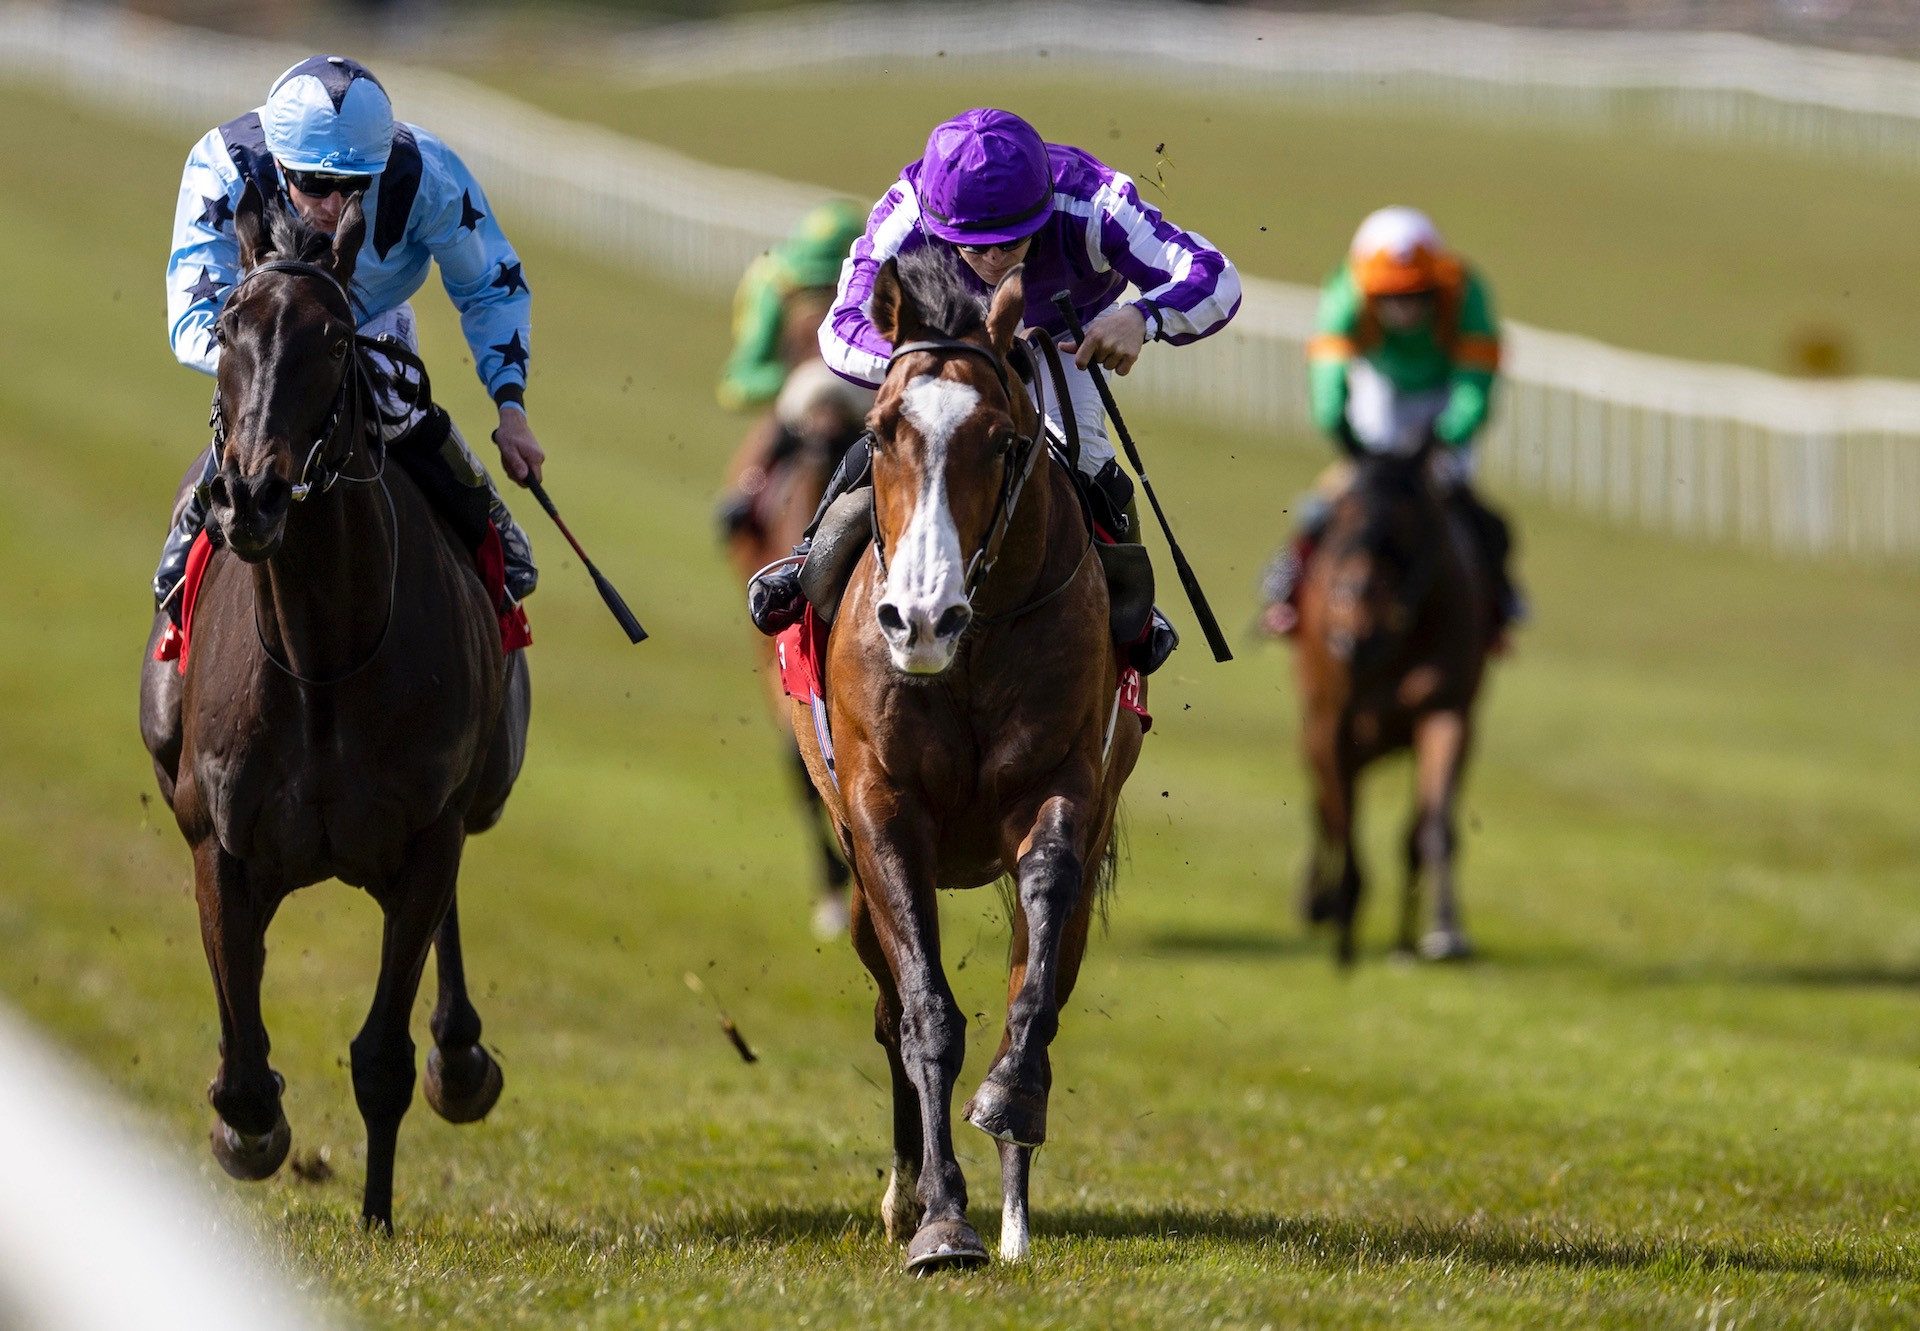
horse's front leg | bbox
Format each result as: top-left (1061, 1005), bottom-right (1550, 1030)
top-left (847, 796), bottom-right (985, 1274)
top-left (1413, 710), bottom-right (1474, 962)
top-left (351, 812), bottom-right (464, 1232)
top-left (966, 791), bottom-right (1099, 1261)
top-left (422, 895), bottom-right (504, 1125)
top-left (194, 838), bottom-right (291, 1181)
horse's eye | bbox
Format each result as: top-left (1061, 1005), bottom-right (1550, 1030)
top-left (329, 339), bottom-right (349, 361)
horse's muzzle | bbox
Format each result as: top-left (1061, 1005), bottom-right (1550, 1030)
top-left (208, 466), bottom-right (291, 562)
top-left (877, 598), bottom-right (972, 676)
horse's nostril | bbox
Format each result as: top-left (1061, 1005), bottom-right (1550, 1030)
top-left (935, 605), bottom-right (972, 639)
top-left (254, 474), bottom-right (289, 518)
top-left (877, 603), bottom-right (907, 636)
top-left (208, 474), bottom-right (231, 507)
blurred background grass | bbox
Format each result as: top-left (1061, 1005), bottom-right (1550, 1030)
top-left (3, 16), bottom-right (1920, 1325)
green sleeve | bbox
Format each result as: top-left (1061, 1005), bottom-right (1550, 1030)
top-left (1435, 270), bottom-right (1499, 447)
top-left (717, 258), bottom-right (790, 411)
top-left (1308, 268), bottom-right (1360, 440)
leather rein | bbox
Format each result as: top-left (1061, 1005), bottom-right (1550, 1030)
top-left (874, 332), bottom-right (1091, 627)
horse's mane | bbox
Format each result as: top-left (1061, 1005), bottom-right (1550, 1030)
top-left (896, 246), bottom-right (988, 340)
top-left (264, 203), bottom-right (336, 268)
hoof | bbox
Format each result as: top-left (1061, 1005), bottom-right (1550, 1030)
top-left (424, 1044), bottom-right (503, 1124)
top-left (1419, 929), bottom-right (1475, 962)
top-left (881, 1166), bottom-right (920, 1244)
top-left (811, 891), bottom-right (851, 941)
top-left (905, 1218), bottom-right (988, 1274)
top-left (210, 1108), bottom-right (291, 1182)
top-left (964, 1077), bottom-right (1046, 1147)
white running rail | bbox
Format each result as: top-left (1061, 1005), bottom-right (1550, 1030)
top-left (3, 2), bottom-right (1916, 558)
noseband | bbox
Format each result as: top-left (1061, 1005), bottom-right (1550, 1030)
top-left (208, 259), bottom-right (383, 501)
top-left (876, 334), bottom-right (1087, 622)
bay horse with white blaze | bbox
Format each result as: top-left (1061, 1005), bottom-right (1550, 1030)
top-left (138, 187), bottom-right (529, 1230)
top-left (791, 251), bottom-right (1143, 1272)
top-left (1294, 439), bottom-right (1495, 965)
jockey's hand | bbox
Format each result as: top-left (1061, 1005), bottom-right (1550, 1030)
top-left (1059, 304), bottom-right (1147, 376)
top-left (492, 405), bottom-right (546, 486)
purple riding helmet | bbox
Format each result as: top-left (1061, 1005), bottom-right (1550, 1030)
top-left (916, 108), bottom-right (1054, 246)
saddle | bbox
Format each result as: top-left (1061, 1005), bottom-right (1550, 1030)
top-left (797, 454), bottom-right (1154, 648)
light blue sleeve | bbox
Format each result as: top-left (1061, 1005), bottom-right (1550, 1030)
top-left (413, 133), bottom-right (531, 405)
top-left (165, 127), bottom-right (247, 376)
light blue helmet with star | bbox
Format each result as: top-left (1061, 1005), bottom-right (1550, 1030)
top-left (263, 55), bottom-right (394, 175)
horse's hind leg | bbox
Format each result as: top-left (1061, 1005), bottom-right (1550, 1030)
top-left (1413, 711), bottom-right (1474, 962)
top-left (194, 839), bottom-right (291, 1182)
top-left (352, 813), bottom-right (464, 1232)
top-left (1394, 814), bottom-right (1424, 959)
top-left (850, 889), bottom-right (922, 1244)
top-left (791, 745), bottom-right (851, 938)
top-left (423, 896), bottom-right (504, 1124)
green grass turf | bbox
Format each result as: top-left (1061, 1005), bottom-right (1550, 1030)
top-left (4, 77), bottom-right (1920, 1327)
top-left (447, 55), bottom-right (1920, 380)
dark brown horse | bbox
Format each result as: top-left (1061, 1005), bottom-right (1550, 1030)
top-left (721, 287), bottom-right (865, 936)
top-left (1294, 442), bottom-right (1495, 965)
top-left (138, 188), bottom-right (529, 1230)
top-left (791, 252), bottom-right (1142, 1271)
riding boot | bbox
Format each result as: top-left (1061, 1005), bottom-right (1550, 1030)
top-left (746, 433), bottom-right (872, 636)
top-left (153, 447), bottom-right (221, 624)
top-left (1258, 492), bottom-right (1338, 638)
top-left (1101, 490), bottom-right (1181, 676)
top-left (390, 407), bottom-right (538, 605)
top-left (1451, 486), bottom-right (1525, 629)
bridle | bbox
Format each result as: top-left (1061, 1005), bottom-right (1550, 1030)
top-left (211, 257), bottom-right (399, 687)
top-left (874, 332), bottom-right (1091, 626)
top-left (209, 259), bottom-right (386, 501)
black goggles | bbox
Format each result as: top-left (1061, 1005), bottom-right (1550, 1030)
top-left (953, 238), bottom-right (1030, 257)
top-left (283, 167), bottom-right (375, 197)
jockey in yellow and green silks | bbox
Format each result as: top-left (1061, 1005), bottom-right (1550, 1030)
top-left (1262, 206), bottom-right (1523, 639)
top-left (715, 200), bottom-right (871, 536)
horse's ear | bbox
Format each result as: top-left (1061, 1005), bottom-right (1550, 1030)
top-left (235, 181), bottom-right (268, 271)
top-left (986, 264), bottom-right (1025, 356)
top-left (870, 256), bottom-right (919, 347)
top-left (331, 191), bottom-right (366, 290)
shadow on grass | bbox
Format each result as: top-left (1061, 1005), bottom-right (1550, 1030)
top-left (1634, 960), bottom-right (1920, 992)
top-left (666, 1204), bottom-right (1913, 1284)
top-left (1139, 926), bottom-right (1320, 959)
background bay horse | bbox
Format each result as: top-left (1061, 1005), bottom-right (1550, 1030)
top-left (1294, 441), bottom-right (1495, 965)
top-left (137, 189), bottom-right (529, 1230)
top-left (791, 252), bottom-right (1143, 1272)
top-left (721, 287), bottom-right (866, 935)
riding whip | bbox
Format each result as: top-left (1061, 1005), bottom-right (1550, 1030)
top-left (523, 477), bottom-right (648, 645)
top-left (1052, 292), bottom-right (1232, 663)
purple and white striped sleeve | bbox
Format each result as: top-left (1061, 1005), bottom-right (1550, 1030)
top-left (1089, 172), bottom-right (1242, 346)
top-left (820, 182), bottom-right (921, 387)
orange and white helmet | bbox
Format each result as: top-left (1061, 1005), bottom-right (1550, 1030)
top-left (1349, 207), bottom-right (1454, 297)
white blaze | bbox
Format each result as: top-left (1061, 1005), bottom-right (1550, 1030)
top-left (881, 374), bottom-right (978, 671)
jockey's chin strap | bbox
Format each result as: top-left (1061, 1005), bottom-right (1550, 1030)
top-left (208, 259), bottom-right (387, 502)
top-left (876, 333), bottom-right (1081, 620)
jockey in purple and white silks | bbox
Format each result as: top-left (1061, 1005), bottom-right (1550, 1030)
top-left (153, 55), bottom-right (542, 620)
top-left (747, 108), bottom-right (1242, 674)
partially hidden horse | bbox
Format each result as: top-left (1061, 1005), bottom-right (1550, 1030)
top-left (791, 251), bottom-right (1144, 1272)
top-left (721, 286), bottom-right (865, 935)
top-left (138, 187), bottom-right (530, 1230)
top-left (1294, 440), bottom-right (1495, 965)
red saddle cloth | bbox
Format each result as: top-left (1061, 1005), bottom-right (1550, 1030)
top-left (775, 604), bottom-right (1152, 733)
top-left (153, 527), bottom-right (531, 675)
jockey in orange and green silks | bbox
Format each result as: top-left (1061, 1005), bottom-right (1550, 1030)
top-left (718, 199), bottom-right (866, 411)
top-left (1262, 207), bottom-right (1524, 638)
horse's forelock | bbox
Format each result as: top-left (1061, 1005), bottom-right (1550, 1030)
top-left (263, 205), bottom-right (336, 269)
top-left (894, 247), bottom-right (988, 342)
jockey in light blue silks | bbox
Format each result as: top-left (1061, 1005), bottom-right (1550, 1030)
top-left (155, 55), bottom-right (543, 619)
top-left (744, 107), bottom-right (1243, 674)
